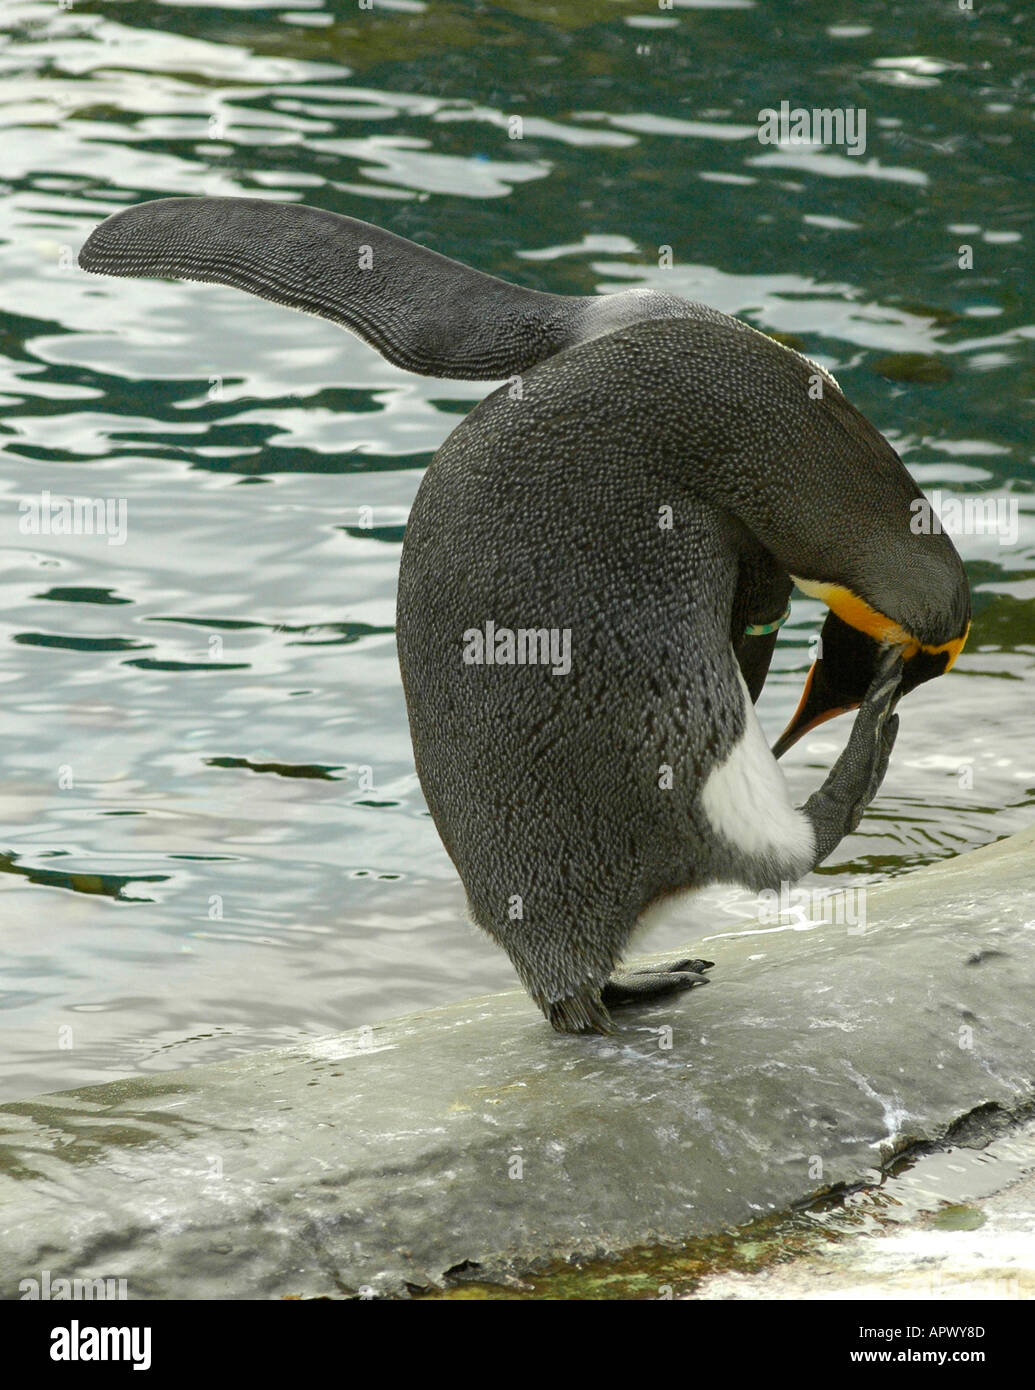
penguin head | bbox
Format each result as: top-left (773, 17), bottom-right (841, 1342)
top-left (772, 580), bottom-right (970, 758)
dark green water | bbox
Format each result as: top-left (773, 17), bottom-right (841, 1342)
top-left (0, 0), bottom-right (1032, 1100)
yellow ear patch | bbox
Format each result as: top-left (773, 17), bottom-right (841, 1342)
top-left (790, 576), bottom-right (969, 670)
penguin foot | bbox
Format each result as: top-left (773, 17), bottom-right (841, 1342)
top-left (545, 959), bottom-right (713, 1034)
top-left (802, 648), bottom-right (903, 866)
top-left (601, 957), bottom-right (714, 1008)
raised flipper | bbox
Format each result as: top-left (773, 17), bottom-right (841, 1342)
top-left (77, 196), bottom-right (779, 382)
top-left (79, 197), bottom-right (573, 378)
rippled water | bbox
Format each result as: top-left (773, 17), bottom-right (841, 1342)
top-left (0, 0), bottom-right (1032, 1100)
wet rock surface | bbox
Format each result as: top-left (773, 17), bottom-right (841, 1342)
top-left (690, 1119), bottom-right (1035, 1301)
top-left (1, 827), bottom-right (1033, 1299)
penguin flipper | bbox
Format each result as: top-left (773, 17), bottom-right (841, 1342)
top-left (78, 197), bottom-right (744, 381)
top-left (78, 195), bottom-right (584, 380)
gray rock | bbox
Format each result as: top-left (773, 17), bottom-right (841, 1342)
top-left (2, 826), bottom-right (1034, 1299)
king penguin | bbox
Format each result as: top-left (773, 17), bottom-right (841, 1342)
top-left (79, 197), bottom-right (971, 1034)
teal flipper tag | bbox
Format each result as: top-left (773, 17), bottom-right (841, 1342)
top-left (744, 604), bottom-right (791, 637)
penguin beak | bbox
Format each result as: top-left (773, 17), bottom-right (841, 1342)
top-left (773, 611), bottom-right (885, 758)
top-left (771, 609), bottom-right (964, 759)
top-left (771, 657), bottom-right (858, 759)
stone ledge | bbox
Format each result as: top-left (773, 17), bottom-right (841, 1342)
top-left (1, 827), bottom-right (1033, 1299)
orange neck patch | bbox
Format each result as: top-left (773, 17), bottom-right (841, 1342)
top-left (790, 575), bottom-right (969, 669)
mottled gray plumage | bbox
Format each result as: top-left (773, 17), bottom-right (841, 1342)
top-left (397, 319), bottom-right (915, 1027)
top-left (79, 197), bottom-right (969, 1034)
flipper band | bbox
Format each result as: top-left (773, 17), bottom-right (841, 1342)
top-left (744, 604), bottom-right (791, 637)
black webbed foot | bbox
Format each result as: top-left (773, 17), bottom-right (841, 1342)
top-left (546, 959), bottom-right (714, 1034)
top-left (601, 956), bottom-right (714, 1008)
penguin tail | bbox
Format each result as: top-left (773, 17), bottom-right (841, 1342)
top-left (547, 990), bottom-right (617, 1035)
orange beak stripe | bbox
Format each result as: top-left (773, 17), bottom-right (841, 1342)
top-left (773, 659), bottom-right (857, 755)
top-left (783, 661), bottom-right (856, 741)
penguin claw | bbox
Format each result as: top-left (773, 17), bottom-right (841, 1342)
top-left (656, 956), bottom-right (715, 975)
